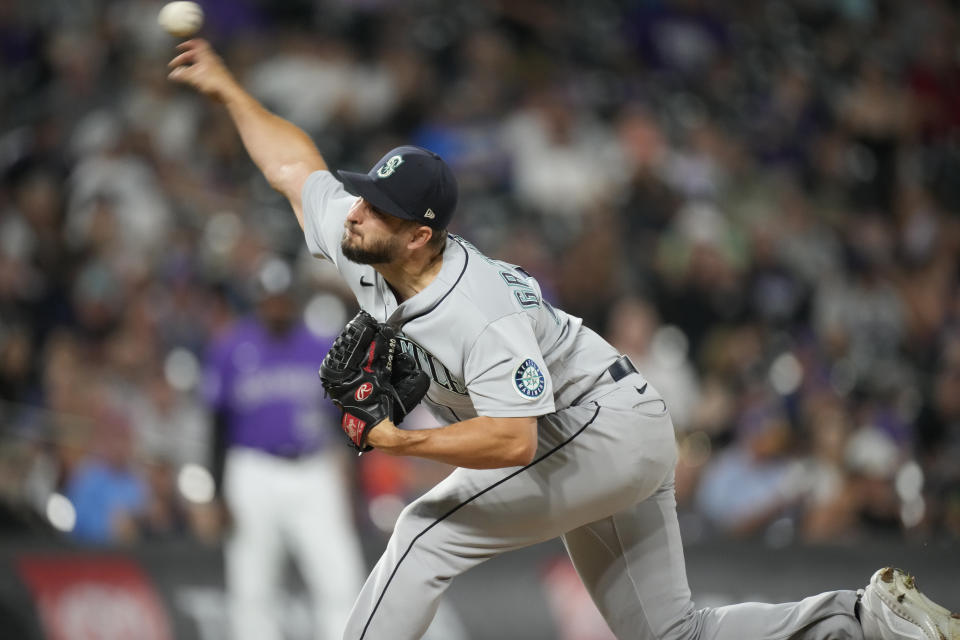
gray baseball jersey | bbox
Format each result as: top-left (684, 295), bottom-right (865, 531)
top-left (301, 170), bottom-right (860, 640)
top-left (302, 170), bottom-right (622, 423)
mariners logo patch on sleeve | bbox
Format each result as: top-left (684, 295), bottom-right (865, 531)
top-left (513, 358), bottom-right (546, 399)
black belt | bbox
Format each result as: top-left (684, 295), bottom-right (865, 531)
top-left (606, 355), bottom-right (638, 381)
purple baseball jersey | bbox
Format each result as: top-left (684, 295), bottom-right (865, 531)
top-left (202, 318), bottom-right (338, 456)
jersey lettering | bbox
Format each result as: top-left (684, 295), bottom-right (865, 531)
top-left (397, 336), bottom-right (468, 396)
top-left (514, 290), bottom-right (540, 308)
top-left (459, 237), bottom-right (546, 312)
top-left (499, 271), bottom-right (527, 287)
top-left (499, 269), bottom-right (541, 309)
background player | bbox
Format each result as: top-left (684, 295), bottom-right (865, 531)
top-left (202, 256), bottom-right (365, 640)
top-left (171, 38), bottom-right (958, 640)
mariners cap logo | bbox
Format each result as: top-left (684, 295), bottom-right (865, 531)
top-left (424, 208), bottom-right (435, 220)
top-left (513, 358), bottom-right (546, 399)
top-left (376, 155), bottom-right (404, 178)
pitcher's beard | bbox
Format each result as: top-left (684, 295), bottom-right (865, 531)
top-left (341, 233), bottom-right (400, 265)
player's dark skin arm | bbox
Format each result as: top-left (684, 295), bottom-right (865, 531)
top-left (167, 39), bottom-right (325, 228)
top-left (367, 416), bottom-right (539, 469)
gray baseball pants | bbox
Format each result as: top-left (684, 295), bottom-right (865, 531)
top-left (342, 380), bottom-right (863, 640)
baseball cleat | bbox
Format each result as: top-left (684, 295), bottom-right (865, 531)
top-left (858, 567), bottom-right (959, 640)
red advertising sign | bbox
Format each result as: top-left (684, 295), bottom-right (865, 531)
top-left (16, 554), bottom-right (174, 640)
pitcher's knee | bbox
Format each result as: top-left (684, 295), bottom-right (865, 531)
top-left (393, 489), bottom-right (471, 543)
top-left (391, 501), bottom-right (434, 546)
top-left (384, 502), bottom-right (448, 570)
top-left (389, 500), bottom-right (486, 586)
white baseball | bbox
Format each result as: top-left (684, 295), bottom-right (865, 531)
top-left (157, 1), bottom-right (204, 38)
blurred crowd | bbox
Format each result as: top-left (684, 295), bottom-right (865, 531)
top-left (1, 0), bottom-right (959, 547)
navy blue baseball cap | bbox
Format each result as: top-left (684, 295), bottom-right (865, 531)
top-left (337, 146), bottom-right (458, 230)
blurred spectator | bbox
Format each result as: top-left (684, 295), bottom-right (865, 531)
top-left (654, 202), bottom-right (747, 360)
top-left (798, 392), bottom-right (860, 542)
top-left (844, 427), bottom-right (900, 519)
top-left (247, 32), bottom-right (396, 134)
top-left (813, 215), bottom-right (908, 392)
top-left (694, 396), bottom-right (800, 537)
top-left (837, 57), bottom-right (915, 215)
top-left (138, 457), bottom-right (192, 539)
top-left (126, 369), bottom-right (209, 469)
top-left (915, 333), bottom-right (960, 537)
top-left (122, 57), bottom-right (205, 161)
top-left (501, 88), bottom-right (620, 234)
top-left (64, 396), bottom-right (147, 544)
top-left (743, 219), bottom-right (811, 329)
top-left (66, 110), bottom-right (172, 272)
top-left (771, 180), bottom-right (844, 287)
top-left (202, 256), bottom-right (364, 640)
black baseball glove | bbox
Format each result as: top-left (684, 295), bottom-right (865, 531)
top-left (389, 349), bottom-right (431, 424)
top-left (319, 310), bottom-right (429, 451)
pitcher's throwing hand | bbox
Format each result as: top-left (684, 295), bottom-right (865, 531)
top-left (167, 39), bottom-right (239, 103)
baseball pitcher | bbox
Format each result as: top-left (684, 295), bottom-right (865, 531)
top-left (169, 39), bottom-right (958, 640)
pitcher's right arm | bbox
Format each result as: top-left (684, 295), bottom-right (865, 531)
top-left (168, 39), bottom-right (325, 229)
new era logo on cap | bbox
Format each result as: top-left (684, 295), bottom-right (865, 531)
top-left (337, 146), bottom-right (458, 229)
